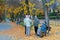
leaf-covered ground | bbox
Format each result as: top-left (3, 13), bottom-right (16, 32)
top-left (0, 21), bottom-right (60, 40)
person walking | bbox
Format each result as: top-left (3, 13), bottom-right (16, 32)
top-left (34, 16), bottom-right (40, 35)
top-left (24, 15), bottom-right (32, 36)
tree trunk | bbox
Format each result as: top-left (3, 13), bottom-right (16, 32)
top-left (25, 0), bottom-right (30, 15)
top-left (42, 0), bottom-right (49, 34)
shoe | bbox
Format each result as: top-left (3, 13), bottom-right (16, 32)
top-left (39, 35), bottom-right (43, 38)
top-left (37, 34), bottom-right (40, 36)
top-left (37, 34), bottom-right (43, 38)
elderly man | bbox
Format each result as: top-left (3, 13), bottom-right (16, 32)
top-left (34, 16), bottom-right (40, 35)
top-left (24, 15), bottom-right (32, 36)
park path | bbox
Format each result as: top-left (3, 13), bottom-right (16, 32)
top-left (0, 22), bottom-right (25, 40)
top-left (0, 22), bottom-right (60, 40)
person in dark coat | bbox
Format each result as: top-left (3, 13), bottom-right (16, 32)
top-left (34, 16), bottom-right (40, 35)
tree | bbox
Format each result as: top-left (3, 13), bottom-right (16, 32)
top-left (42, 0), bottom-right (55, 34)
top-left (25, 0), bottom-right (30, 15)
top-left (0, 0), bottom-right (5, 3)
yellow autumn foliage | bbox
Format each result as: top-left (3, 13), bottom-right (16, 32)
top-left (24, 10), bottom-right (28, 15)
top-left (35, 9), bottom-right (44, 16)
top-left (45, 0), bottom-right (54, 6)
top-left (24, 5), bottom-right (27, 10)
top-left (45, 3), bottom-right (50, 6)
top-left (58, 6), bottom-right (60, 9)
top-left (0, 1), bottom-right (44, 17)
top-left (13, 6), bottom-right (23, 15)
top-left (0, 5), bottom-right (5, 13)
top-left (8, 8), bottom-right (12, 13)
top-left (6, 14), bottom-right (10, 18)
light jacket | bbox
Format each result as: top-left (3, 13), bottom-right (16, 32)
top-left (24, 18), bottom-right (32, 27)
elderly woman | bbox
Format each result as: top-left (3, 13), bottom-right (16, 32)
top-left (37, 22), bottom-right (47, 37)
top-left (24, 15), bottom-right (32, 36)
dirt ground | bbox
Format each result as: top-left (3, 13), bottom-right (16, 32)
top-left (0, 22), bottom-right (60, 40)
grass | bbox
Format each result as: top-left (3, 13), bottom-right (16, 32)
top-left (20, 22), bottom-right (24, 26)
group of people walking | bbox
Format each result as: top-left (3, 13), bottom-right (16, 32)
top-left (24, 15), bottom-right (47, 37)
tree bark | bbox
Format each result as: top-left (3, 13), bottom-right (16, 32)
top-left (42, 0), bottom-right (49, 34)
top-left (25, 0), bottom-right (30, 15)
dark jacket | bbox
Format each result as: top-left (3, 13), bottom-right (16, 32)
top-left (41, 24), bottom-right (47, 33)
top-left (34, 17), bottom-right (39, 27)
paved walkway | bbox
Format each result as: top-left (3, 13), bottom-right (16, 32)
top-left (0, 34), bottom-right (15, 40)
top-left (0, 23), bottom-right (13, 31)
top-left (0, 22), bottom-right (24, 40)
top-left (0, 22), bottom-right (16, 40)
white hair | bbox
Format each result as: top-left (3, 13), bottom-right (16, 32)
top-left (35, 16), bottom-right (37, 18)
top-left (26, 15), bottom-right (29, 18)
